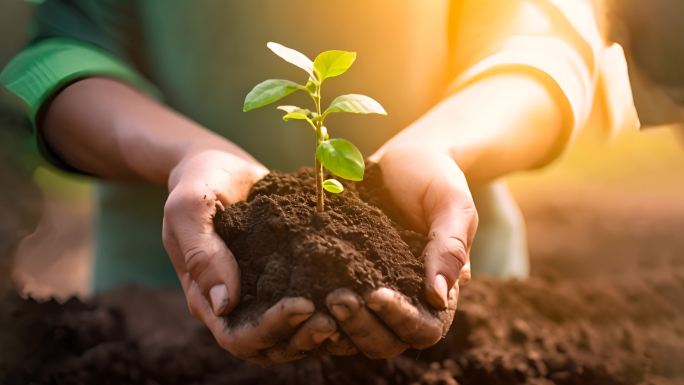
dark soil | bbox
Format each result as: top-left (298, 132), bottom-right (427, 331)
top-left (213, 167), bottom-right (429, 324)
top-left (1, 190), bottom-right (683, 385)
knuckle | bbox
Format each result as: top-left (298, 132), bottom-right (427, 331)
top-left (185, 247), bottom-right (211, 271)
top-left (426, 236), bottom-right (469, 279)
top-left (164, 184), bottom-right (212, 220)
top-left (443, 238), bottom-right (468, 272)
top-left (185, 247), bottom-right (222, 289)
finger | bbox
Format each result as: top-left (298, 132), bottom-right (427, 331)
top-left (163, 183), bottom-right (240, 316)
top-left (290, 312), bottom-right (337, 351)
top-left (262, 312), bottom-right (337, 364)
top-left (180, 272), bottom-right (236, 345)
top-left (364, 288), bottom-right (443, 349)
top-left (326, 289), bottom-right (408, 359)
top-left (182, 269), bottom-right (314, 361)
top-left (459, 261), bottom-right (472, 286)
top-left (325, 333), bottom-right (359, 356)
top-left (222, 297), bottom-right (314, 357)
top-left (439, 286), bottom-right (460, 337)
top-left (421, 165), bottom-right (478, 309)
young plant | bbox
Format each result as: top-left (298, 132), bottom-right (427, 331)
top-left (243, 42), bottom-right (387, 212)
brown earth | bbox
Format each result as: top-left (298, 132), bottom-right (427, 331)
top-left (213, 167), bottom-right (431, 325)
top-left (1, 187), bottom-right (683, 385)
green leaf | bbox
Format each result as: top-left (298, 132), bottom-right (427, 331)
top-left (324, 94), bottom-right (387, 118)
top-left (277, 105), bottom-right (313, 121)
top-left (322, 179), bottom-right (344, 194)
top-left (243, 79), bottom-right (301, 112)
top-left (316, 138), bottom-right (365, 181)
top-left (313, 50), bottom-right (356, 81)
top-left (266, 42), bottom-right (314, 77)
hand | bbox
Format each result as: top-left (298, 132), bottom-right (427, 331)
top-left (162, 149), bottom-right (337, 365)
top-left (325, 143), bottom-right (477, 358)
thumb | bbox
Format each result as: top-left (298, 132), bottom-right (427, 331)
top-left (163, 186), bottom-right (241, 317)
top-left (421, 170), bottom-right (478, 309)
top-left (179, 232), bottom-right (241, 317)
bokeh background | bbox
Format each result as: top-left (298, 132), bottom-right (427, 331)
top-left (1, 0), bottom-right (682, 300)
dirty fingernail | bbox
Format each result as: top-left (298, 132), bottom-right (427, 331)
top-left (288, 312), bottom-right (312, 326)
top-left (312, 331), bottom-right (332, 344)
top-left (432, 274), bottom-right (448, 309)
top-left (328, 332), bottom-right (341, 343)
top-left (209, 284), bottom-right (229, 315)
top-left (330, 304), bottom-right (351, 321)
top-left (366, 288), bottom-right (393, 312)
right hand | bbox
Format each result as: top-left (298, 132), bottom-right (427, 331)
top-left (162, 149), bottom-right (338, 365)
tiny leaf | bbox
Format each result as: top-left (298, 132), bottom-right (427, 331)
top-left (324, 94), bottom-right (387, 117)
top-left (277, 105), bottom-right (312, 121)
top-left (322, 179), bottom-right (344, 194)
top-left (313, 50), bottom-right (356, 81)
top-left (316, 138), bottom-right (365, 181)
top-left (243, 79), bottom-right (301, 112)
top-left (266, 42), bottom-right (314, 77)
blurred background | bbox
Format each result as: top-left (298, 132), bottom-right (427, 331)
top-left (0, 1), bottom-right (92, 297)
top-left (0, 0), bottom-right (682, 300)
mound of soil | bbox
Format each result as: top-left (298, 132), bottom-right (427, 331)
top-left (213, 167), bottom-right (430, 324)
top-left (1, 189), bottom-right (683, 385)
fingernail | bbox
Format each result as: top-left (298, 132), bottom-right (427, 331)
top-left (312, 331), bottom-right (332, 344)
top-left (432, 274), bottom-right (448, 309)
top-left (366, 288), bottom-right (394, 312)
top-left (330, 304), bottom-right (351, 321)
top-left (288, 312), bottom-right (312, 326)
top-left (329, 332), bottom-right (341, 343)
top-left (209, 284), bottom-right (229, 315)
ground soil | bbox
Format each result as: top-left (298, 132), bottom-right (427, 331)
top-left (1, 187), bottom-right (682, 385)
top-left (213, 167), bottom-right (429, 325)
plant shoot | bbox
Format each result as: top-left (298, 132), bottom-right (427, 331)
top-left (243, 42), bottom-right (386, 212)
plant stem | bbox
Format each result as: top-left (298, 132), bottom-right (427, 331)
top-left (315, 156), bottom-right (324, 212)
top-left (313, 82), bottom-right (325, 212)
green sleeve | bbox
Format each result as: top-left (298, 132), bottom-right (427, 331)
top-left (0, 0), bottom-right (160, 171)
top-left (0, 37), bottom-right (160, 125)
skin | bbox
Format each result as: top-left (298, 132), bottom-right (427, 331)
top-left (325, 73), bottom-right (565, 356)
top-left (42, 71), bottom-right (563, 363)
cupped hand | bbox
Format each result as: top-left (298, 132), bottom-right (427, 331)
top-left (162, 149), bottom-right (337, 365)
top-left (325, 143), bottom-right (478, 358)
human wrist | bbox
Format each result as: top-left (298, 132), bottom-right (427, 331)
top-left (114, 97), bottom-right (259, 185)
top-left (384, 73), bottom-right (565, 184)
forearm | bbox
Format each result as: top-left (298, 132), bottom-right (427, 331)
top-left (383, 73), bottom-right (567, 185)
top-left (42, 77), bottom-right (256, 184)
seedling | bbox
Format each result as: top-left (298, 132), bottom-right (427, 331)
top-left (243, 42), bottom-right (386, 212)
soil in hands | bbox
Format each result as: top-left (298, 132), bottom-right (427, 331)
top-left (213, 166), bottom-right (430, 325)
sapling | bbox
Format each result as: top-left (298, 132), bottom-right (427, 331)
top-left (243, 42), bottom-right (387, 212)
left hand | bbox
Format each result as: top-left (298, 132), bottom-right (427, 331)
top-left (325, 142), bottom-right (478, 358)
